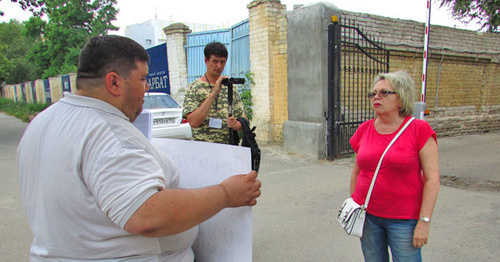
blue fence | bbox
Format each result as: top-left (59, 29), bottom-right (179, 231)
top-left (20, 83), bottom-right (26, 102)
top-left (61, 75), bottom-right (71, 92)
top-left (30, 81), bottom-right (36, 102)
top-left (230, 20), bottom-right (250, 81)
top-left (4, 74), bottom-right (76, 104)
top-left (186, 19), bottom-right (250, 85)
top-left (13, 85), bottom-right (18, 102)
top-left (43, 79), bottom-right (51, 103)
top-left (4, 21), bottom-right (248, 103)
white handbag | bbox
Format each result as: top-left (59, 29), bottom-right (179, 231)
top-left (338, 197), bottom-right (365, 236)
top-left (338, 117), bottom-right (415, 237)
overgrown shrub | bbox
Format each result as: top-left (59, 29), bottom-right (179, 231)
top-left (0, 98), bottom-right (51, 122)
top-left (240, 72), bottom-right (255, 121)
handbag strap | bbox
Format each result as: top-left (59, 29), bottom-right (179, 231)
top-left (363, 117), bottom-right (415, 210)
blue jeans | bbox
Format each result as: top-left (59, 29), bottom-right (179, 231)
top-left (360, 213), bottom-right (421, 262)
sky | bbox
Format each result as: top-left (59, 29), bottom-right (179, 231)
top-left (0, 0), bottom-right (483, 33)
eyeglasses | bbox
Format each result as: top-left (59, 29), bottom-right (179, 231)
top-left (367, 90), bottom-right (397, 98)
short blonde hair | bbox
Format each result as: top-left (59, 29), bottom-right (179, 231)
top-left (373, 71), bottom-right (415, 116)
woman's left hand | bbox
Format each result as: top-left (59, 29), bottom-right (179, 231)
top-left (413, 220), bottom-right (430, 248)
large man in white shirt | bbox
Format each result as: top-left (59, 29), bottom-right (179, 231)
top-left (17, 35), bottom-right (261, 261)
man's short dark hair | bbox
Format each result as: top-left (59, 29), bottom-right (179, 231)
top-left (76, 35), bottom-right (150, 89)
top-left (204, 42), bottom-right (228, 60)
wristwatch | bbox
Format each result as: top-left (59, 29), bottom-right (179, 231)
top-left (419, 217), bottom-right (431, 222)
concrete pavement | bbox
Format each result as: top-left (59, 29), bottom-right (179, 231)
top-left (1, 112), bottom-right (498, 261)
top-left (253, 136), bottom-right (499, 261)
top-left (0, 113), bottom-right (32, 261)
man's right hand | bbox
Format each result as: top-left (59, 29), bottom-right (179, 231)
top-left (186, 75), bottom-right (227, 128)
top-left (212, 75), bottom-right (227, 97)
top-left (221, 171), bottom-right (261, 207)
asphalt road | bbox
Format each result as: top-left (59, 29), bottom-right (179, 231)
top-left (1, 112), bottom-right (498, 261)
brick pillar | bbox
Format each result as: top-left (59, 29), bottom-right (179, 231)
top-left (163, 23), bottom-right (191, 104)
top-left (248, 0), bottom-right (288, 143)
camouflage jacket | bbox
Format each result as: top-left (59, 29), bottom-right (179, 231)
top-left (182, 79), bottom-right (246, 144)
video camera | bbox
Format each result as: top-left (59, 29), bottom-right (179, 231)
top-left (221, 77), bottom-right (245, 86)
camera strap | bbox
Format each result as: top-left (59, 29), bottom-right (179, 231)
top-left (228, 82), bottom-right (233, 116)
top-left (226, 79), bottom-right (236, 144)
top-left (204, 73), bottom-right (218, 109)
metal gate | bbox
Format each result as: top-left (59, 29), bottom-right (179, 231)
top-left (327, 18), bottom-right (390, 159)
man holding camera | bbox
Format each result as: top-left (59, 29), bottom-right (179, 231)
top-left (183, 42), bottom-right (246, 144)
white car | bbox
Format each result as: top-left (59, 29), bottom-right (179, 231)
top-left (142, 92), bottom-right (192, 139)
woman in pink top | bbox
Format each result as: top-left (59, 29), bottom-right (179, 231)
top-left (349, 71), bottom-right (440, 261)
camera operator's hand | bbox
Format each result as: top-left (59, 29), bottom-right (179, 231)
top-left (220, 171), bottom-right (261, 207)
top-left (227, 116), bottom-right (242, 130)
top-left (212, 75), bottom-right (227, 97)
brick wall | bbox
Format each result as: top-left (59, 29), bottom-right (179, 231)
top-left (341, 10), bottom-right (500, 136)
top-left (341, 11), bottom-right (499, 59)
top-left (269, 3), bottom-right (288, 141)
top-left (248, 0), bottom-right (288, 142)
top-left (248, 3), bottom-right (498, 142)
top-left (2, 2), bottom-right (498, 139)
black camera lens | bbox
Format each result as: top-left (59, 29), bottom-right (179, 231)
top-left (230, 77), bottom-right (245, 84)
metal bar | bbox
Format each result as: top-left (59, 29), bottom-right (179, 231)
top-left (342, 24), bottom-right (389, 51)
top-left (327, 23), bottom-right (335, 159)
top-left (355, 43), bottom-right (359, 121)
top-left (421, 0), bottom-right (431, 104)
top-left (341, 42), bottom-right (389, 65)
top-left (332, 21), bottom-right (342, 158)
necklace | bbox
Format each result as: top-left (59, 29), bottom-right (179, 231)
top-left (204, 73), bottom-right (212, 87)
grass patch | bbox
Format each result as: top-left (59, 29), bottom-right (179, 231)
top-left (0, 98), bottom-right (51, 122)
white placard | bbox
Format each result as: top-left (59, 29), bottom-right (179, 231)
top-left (151, 138), bottom-right (252, 262)
top-left (132, 110), bottom-right (153, 140)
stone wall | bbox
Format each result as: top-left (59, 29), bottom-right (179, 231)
top-left (284, 2), bottom-right (341, 159)
top-left (426, 106), bottom-right (500, 136)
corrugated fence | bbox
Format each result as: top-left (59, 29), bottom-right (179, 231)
top-left (186, 19), bottom-right (250, 85)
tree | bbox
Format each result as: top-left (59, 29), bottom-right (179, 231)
top-left (0, 0), bottom-right (46, 17)
top-left (0, 20), bottom-right (39, 84)
top-left (439, 0), bottom-right (500, 33)
top-left (0, 44), bottom-right (14, 83)
top-left (2, 0), bottom-right (119, 79)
